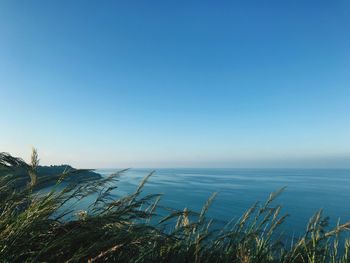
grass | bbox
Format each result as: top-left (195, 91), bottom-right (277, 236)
top-left (0, 150), bottom-right (350, 262)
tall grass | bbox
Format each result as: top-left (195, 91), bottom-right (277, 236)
top-left (0, 150), bottom-right (349, 262)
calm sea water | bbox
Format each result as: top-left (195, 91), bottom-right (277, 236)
top-left (86, 168), bottom-right (350, 236)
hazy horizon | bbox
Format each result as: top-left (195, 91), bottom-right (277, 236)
top-left (5, 149), bottom-right (350, 169)
top-left (1, 1), bottom-right (349, 168)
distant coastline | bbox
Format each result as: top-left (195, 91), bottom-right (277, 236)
top-left (2, 163), bottom-right (102, 188)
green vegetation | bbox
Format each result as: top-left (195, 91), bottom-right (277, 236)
top-left (0, 150), bottom-right (349, 263)
top-left (0, 151), bottom-right (101, 189)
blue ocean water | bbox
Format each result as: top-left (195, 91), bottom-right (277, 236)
top-left (91, 168), bottom-right (350, 236)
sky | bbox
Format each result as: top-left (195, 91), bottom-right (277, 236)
top-left (0, 1), bottom-right (349, 168)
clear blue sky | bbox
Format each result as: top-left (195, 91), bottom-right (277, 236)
top-left (1, 1), bottom-right (349, 168)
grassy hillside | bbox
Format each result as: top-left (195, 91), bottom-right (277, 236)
top-left (0, 151), bottom-right (349, 262)
top-left (0, 151), bottom-right (101, 189)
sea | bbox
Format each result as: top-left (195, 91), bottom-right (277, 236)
top-left (79, 168), bottom-right (350, 237)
